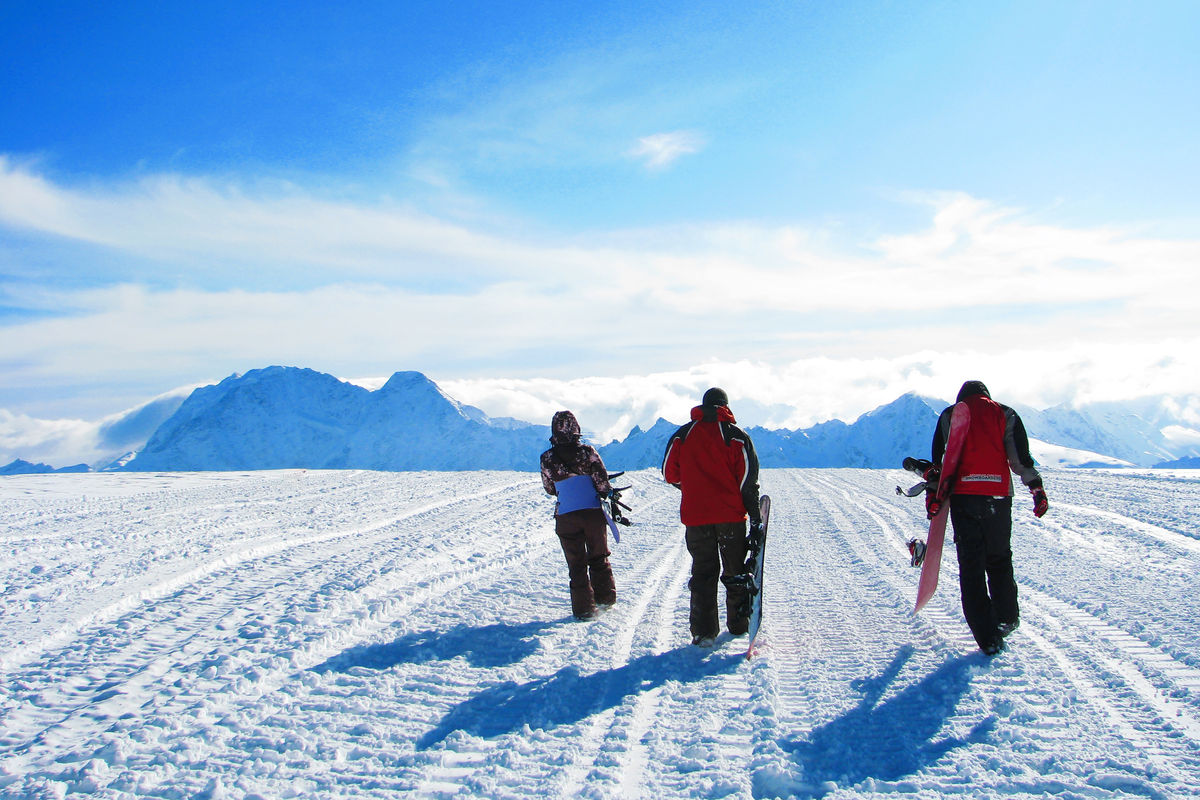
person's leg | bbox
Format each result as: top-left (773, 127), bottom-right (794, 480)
top-left (556, 512), bottom-right (596, 619)
top-left (581, 509), bottom-right (616, 606)
top-left (951, 496), bottom-right (1001, 652)
top-left (982, 497), bottom-right (1018, 632)
top-left (717, 521), bottom-right (751, 635)
top-left (685, 525), bottom-right (721, 640)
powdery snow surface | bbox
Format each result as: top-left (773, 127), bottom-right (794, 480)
top-left (1, 469), bottom-right (1199, 799)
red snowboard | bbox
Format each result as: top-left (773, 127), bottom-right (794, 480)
top-left (914, 402), bottom-right (971, 614)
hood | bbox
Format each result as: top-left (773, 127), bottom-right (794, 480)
top-left (550, 410), bottom-right (582, 445)
top-left (690, 405), bottom-right (737, 424)
top-left (956, 380), bottom-right (992, 402)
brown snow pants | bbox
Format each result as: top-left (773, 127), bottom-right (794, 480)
top-left (555, 508), bottom-right (616, 619)
top-left (685, 521), bottom-right (750, 639)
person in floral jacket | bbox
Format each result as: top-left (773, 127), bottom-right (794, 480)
top-left (540, 410), bottom-right (617, 620)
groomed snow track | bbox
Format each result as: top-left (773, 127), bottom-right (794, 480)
top-left (1, 468), bottom-right (1199, 799)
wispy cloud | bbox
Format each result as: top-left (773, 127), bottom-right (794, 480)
top-left (12, 161), bottom-right (1194, 317)
top-left (2, 160), bottom-right (1198, 429)
top-left (627, 130), bottom-right (706, 170)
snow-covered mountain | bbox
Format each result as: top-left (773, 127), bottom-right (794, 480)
top-left (597, 395), bottom-right (949, 471)
top-left (0, 458), bottom-right (89, 475)
top-left (597, 418), bottom-right (680, 471)
top-left (4, 367), bottom-right (1197, 473)
top-left (122, 367), bottom-right (550, 472)
top-left (1019, 396), bottom-right (1200, 467)
top-left (600, 391), bottom-right (1200, 470)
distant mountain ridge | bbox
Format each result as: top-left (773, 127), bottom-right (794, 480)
top-left (2, 366), bottom-right (1197, 474)
top-left (0, 459), bottom-right (89, 476)
top-left (122, 367), bottom-right (549, 472)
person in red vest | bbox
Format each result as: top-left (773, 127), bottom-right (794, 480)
top-left (540, 410), bottom-right (617, 620)
top-left (662, 388), bottom-right (761, 647)
top-left (932, 380), bottom-right (1049, 655)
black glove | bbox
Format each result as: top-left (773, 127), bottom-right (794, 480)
top-left (1031, 486), bottom-right (1049, 518)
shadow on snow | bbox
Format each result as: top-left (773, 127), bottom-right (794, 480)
top-left (310, 619), bottom-right (560, 673)
top-left (782, 645), bottom-right (996, 797)
top-left (417, 643), bottom-right (743, 749)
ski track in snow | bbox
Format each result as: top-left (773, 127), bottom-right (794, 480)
top-left (1, 468), bottom-right (1199, 799)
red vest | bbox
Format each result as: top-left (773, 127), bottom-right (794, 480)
top-left (954, 395), bottom-right (1013, 496)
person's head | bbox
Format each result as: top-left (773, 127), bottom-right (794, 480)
top-left (701, 387), bottom-right (729, 408)
top-left (956, 380), bottom-right (991, 402)
top-left (550, 410), bottom-right (583, 445)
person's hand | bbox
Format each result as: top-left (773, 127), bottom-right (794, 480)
top-left (1031, 486), bottom-right (1049, 518)
top-left (925, 492), bottom-right (941, 519)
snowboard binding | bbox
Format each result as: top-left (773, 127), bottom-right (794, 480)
top-left (896, 456), bottom-right (940, 497)
top-left (899, 457), bottom-right (933, 567)
top-left (728, 519), bottom-right (767, 618)
top-left (604, 471), bottom-right (633, 526)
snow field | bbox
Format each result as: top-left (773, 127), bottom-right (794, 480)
top-left (1, 468), bottom-right (1199, 799)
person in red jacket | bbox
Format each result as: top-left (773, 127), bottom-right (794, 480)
top-left (662, 388), bottom-right (761, 646)
top-left (932, 380), bottom-right (1048, 655)
top-left (541, 410), bottom-right (617, 621)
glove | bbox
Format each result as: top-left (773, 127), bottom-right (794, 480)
top-left (746, 518), bottom-right (765, 551)
top-left (1031, 486), bottom-right (1049, 518)
top-left (925, 492), bottom-right (941, 519)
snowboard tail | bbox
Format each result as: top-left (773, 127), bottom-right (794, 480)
top-left (744, 495), bottom-right (771, 658)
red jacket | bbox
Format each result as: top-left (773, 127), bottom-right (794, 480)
top-left (662, 405), bottom-right (760, 526)
top-left (933, 393), bottom-right (1043, 496)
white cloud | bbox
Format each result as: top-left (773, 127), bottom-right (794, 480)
top-left (0, 384), bottom-right (197, 467)
top-left (1162, 425), bottom-right (1200, 449)
top-left (440, 343), bottom-right (1200, 445)
top-left (4, 162), bottom-right (1196, 322)
top-left (627, 131), bottom-right (706, 170)
top-left (2, 161), bottom-right (1199, 433)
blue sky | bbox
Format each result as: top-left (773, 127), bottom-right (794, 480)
top-left (2, 1), bottom-right (1199, 445)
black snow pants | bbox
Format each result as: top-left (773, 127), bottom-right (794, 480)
top-left (685, 522), bottom-right (750, 639)
top-left (555, 508), bottom-right (616, 619)
top-left (950, 494), bottom-right (1018, 652)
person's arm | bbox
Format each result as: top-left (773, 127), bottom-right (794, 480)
top-left (732, 426), bottom-right (762, 522)
top-left (931, 408), bottom-right (952, 465)
top-left (661, 424), bottom-right (689, 488)
top-left (1004, 408), bottom-right (1043, 490)
top-left (540, 452), bottom-right (557, 495)
top-left (584, 447), bottom-right (613, 495)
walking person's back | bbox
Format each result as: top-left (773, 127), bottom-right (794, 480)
top-left (662, 388), bottom-right (761, 646)
top-left (541, 411), bottom-right (617, 620)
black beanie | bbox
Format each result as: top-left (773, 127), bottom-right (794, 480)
top-left (702, 387), bottom-right (729, 407)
